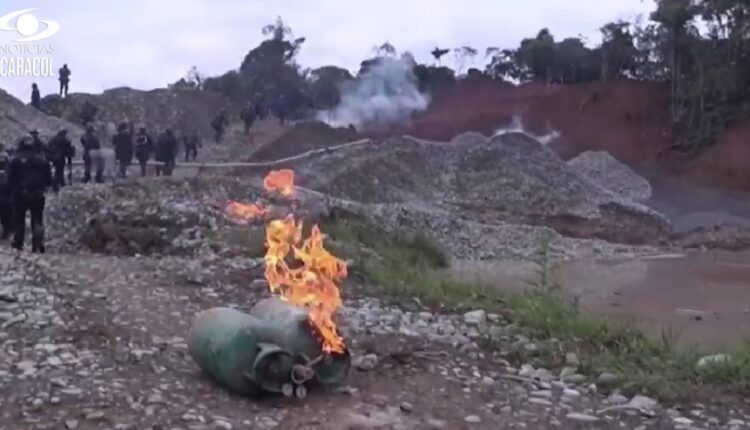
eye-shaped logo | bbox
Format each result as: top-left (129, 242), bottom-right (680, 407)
top-left (0, 8), bottom-right (60, 42)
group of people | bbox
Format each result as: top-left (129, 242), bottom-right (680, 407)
top-left (0, 123), bottom-right (203, 253)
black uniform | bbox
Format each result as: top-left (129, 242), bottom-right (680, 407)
top-left (31, 84), bottom-right (41, 110)
top-left (211, 111), bottom-right (229, 143)
top-left (47, 131), bottom-right (73, 189)
top-left (80, 101), bottom-right (97, 127)
top-left (182, 134), bottom-right (200, 162)
top-left (134, 130), bottom-right (153, 176)
top-left (156, 130), bottom-right (178, 176)
top-left (7, 144), bottom-right (52, 253)
top-left (59, 65), bottom-right (71, 97)
top-left (113, 126), bottom-right (134, 178)
top-left (0, 153), bottom-right (11, 240)
top-left (240, 103), bottom-right (256, 134)
top-left (80, 130), bottom-right (103, 183)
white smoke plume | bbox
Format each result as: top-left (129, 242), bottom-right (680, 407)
top-left (319, 54), bottom-right (429, 131)
top-left (494, 115), bottom-right (560, 145)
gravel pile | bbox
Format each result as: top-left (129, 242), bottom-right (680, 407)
top-left (567, 151), bottom-right (653, 202)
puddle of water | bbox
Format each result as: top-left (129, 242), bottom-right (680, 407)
top-left (555, 252), bottom-right (750, 349)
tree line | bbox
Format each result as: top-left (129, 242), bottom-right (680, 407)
top-left (175, 1), bottom-right (750, 150)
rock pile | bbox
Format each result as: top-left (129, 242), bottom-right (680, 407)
top-left (0, 88), bottom-right (82, 147)
top-left (41, 87), bottom-right (235, 140)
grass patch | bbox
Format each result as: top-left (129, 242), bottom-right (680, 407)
top-left (321, 214), bottom-right (750, 399)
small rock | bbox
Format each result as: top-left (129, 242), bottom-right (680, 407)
top-left (696, 354), bottom-right (731, 369)
top-left (518, 364), bottom-right (535, 378)
top-left (673, 417), bottom-right (694, 425)
top-left (607, 393), bottom-right (629, 405)
top-left (627, 395), bottom-right (658, 411)
top-left (354, 354), bottom-right (378, 371)
top-left (481, 376), bottom-right (495, 386)
top-left (566, 413), bottom-right (600, 423)
top-left (464, 415), bottom-right (481, 424)
top-left (65, 419), bottom-right (79, 430)
top-left (563, 388), bottom-right (581, 398)
top-left (532, 368), bottom-right (555, 382)
top-left (563, 373), bottom-right (586, 384)
top-left (400, 402), bottom-right (414, 413)
top-left (463, 310), bottom-right (487, 326)
top-left (214, 420), bottom-right (232, 429)
top-left (565, 353), bottom-right (580, 367)
top-left (597, 372), bottom-right (621, 384)
top-left (85, 411), bottom-right (105, 420)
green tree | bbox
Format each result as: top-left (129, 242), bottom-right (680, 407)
top-left (599, 21), bottom-right (638, 81)
top-left (308, 66), bottom-right (353, 110)
top-left (431, 47), bottom-right (450, 65)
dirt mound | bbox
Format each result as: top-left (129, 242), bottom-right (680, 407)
top-left (290, 132), bottom-right (669, 246)
top-left (46, 177), bottom-right (264, 256)
top-left (402, 79), bottom-right (671, 165)
top-left (41, 87), bottom-right (235, 140)
top-left (568, 151), bottom-right (652, 202)
top-left (0, 88), bottom-right (82, 148)
top-left (249, 121), bottom-right (359, 162)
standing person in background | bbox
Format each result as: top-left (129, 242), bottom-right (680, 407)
top-left (156, 128), bottom-right (178, 176)
top-left (113, 122), bottom-right (134, 178)
top-left (31, 83), bottom-right (41, 110)
top-left (47, 129), bottom-right (73, 191)
top-left (80, 126), bottom-right (103, 183)
top-left (182, 133), bottom-right (200, 162)
top-left (0, 148), bottom-right (12, 241)
top-left (211, 110), bottom-right (229, 143)
top-left (80, 101), bottom-right (98, 127)
top-left (240, 102), bottom-right (257, 135)
top-left (134, 126), bottom-right (153, 177)
top-left (59, 64), bottom-right (71, 97)
top-left (7, 138), bottom-right (52, 253)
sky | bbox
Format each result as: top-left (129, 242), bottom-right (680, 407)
top-left (0, 0), bottom-right (655, 101)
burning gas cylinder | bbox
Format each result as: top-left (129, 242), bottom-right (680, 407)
top-left (249, 298), bottom-right (351, 387)
top-left (188, 300), bottom-right (350, 398)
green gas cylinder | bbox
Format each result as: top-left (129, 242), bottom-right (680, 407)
top-left (188, 307), bottom-right (302, 396)
top-left (249, 298), bottom-right (351, 387)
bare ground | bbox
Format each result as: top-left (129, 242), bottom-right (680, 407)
top-left (1, 249), bottom-right (750, 430)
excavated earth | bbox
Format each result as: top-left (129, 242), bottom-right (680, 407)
top-left (2, 89), bottom-right (750, 429)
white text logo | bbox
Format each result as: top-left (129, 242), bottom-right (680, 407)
top-left (0, 8), bottom-right (60, 42)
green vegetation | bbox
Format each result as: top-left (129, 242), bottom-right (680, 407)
top-left (322, 215), bottom-right (750, 399)
top-left (180, 2), bottom-right (750, 152)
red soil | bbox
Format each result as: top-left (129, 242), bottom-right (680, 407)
top-left (401, 76), bottom-right (750, 191)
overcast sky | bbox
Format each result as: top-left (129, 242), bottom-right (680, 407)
top-left (1, 0), bottom-right (654, 101)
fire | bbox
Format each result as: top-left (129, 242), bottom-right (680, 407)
top-left (226, 169), bottom-right (347, 354)
top-left (263, 169), bottom-right (295, 197)
top-left (225, 201), bottom-right (267, 222)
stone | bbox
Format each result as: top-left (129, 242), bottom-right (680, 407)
top-left (565, 353), bottom-right (580, 367)
top-left (354, 353), bottom-right (378, 371)
top-left (597, 372), bottom-right (621, 384)
top-left (607, 393), bottom-right (629, 405)
top-left (463, 310), bottom-right (487, 326)
top-left (566, 413), bottom-right (600, 423)
top-left (696, 354), bottom-right (732, 369)
top-left (563, 374), bottom-right (586, 384)
top-left (213, 420), bottom-right (233, 429)
top-left (673, 417), bottom-right (694, 425)
top-left (65, 420), bottom-right (79, 430)
top-left (627, 395), bottom-right (658, 411)
top-left (464, 415), bottom-right (481, 424)
top-left (481, 376), bottom-right (495, 386)
top-left (400, 402), bottom-right (414, 413)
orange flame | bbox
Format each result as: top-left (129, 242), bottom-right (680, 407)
top-left (263, 169), bottom-right (295, 197)
top-left (225, 201), bottom-right (267, 222)
top-left (225, 169), bottom-right (347, 354)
